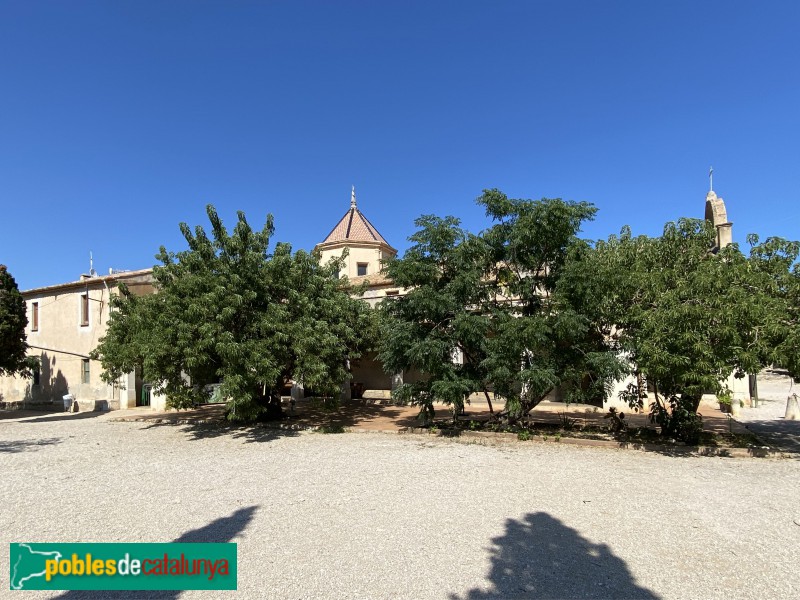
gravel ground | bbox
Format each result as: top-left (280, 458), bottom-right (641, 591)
top-left (735, 370), bottom-right (800, 453)
top-left (1, 411), bottom-right (799, 600)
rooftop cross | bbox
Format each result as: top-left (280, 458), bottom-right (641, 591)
top-left (351, 185), bottom-right (357, 209)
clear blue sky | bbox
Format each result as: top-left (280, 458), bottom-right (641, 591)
top-left (1, 0), bottom-right (798, 290)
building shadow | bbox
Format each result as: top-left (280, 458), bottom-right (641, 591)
top-left (20, 411), bottom-right (106, 423)
top-left (452, 512), bottom-right (659, 599)
top-left (52, 505), bottom-right (258, 599)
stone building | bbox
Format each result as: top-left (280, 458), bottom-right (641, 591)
top-left (0, 183), bottom-right (748, 412)
top-left (315, 187), bottom-right (408, 395)
top-left (0, 269), bottom-right (162, 411)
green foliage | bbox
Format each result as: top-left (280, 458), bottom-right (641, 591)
top-left (570, 217), bottom-right (800, 440)
top-left (604, 407), bottom-right (627, 433)
top-left (649, 395), bottom-right (704, 444)
top-left (318, 424), bottom-right (346, 434)
top-left (517, 430), bottom-right (531, 441)
top-left (0, 265), bottom-right (37, 377)
top-left (92, 205), bottom-right (375, 421)
top-left (744, 234), bottom-right (800, 382)
top-left (378, 189), bottom-right (624, 424)
top-left (716, 388), bottom-right (732, 406)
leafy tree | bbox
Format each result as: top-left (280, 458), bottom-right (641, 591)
top-left (378, 215), bottom-right (491, 423)
top-left (744, 235), bottom-right (800, 382)
top-left (378, 190), bottom-right (623, 424)
top-left (565, 219), bottom-right (800, 442)
top-left (479, 190), bottom-right (623, 421)
top-left (0, 265), bottom-right (36, 377)
top-left (92, 205), bottom-right (375, 421)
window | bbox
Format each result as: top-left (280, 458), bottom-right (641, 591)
top-left (357, 263), bottom-right (368, 276)
top-left (80, 293), bottom-right (89, 326)
top-left (31, 302), bottom-right (39, 331)
top-left (81, 359), bottom-right (90, 384)
top-left (385, 290), bottom-right (399, 297)
top-left (33, 365), bottom-right (40, 386)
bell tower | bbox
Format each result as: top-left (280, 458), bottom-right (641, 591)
top-left (315, 187), bottom-right (397, 279)
top-left (704, 168), bottom-right (733, 251)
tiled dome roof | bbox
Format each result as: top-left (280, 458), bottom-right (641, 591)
top-left (320, 187), bottom-right (391, 246)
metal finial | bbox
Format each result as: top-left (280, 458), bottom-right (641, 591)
top-left (709, 166), bottom-right (713, 192)
top-left (351, 185), bottom-right (357, 209)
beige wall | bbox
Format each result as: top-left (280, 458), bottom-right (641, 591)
top-left (359, 286), bottom-right (404, 308)
top-left (319, 242), bottom-right (396, 280)
top-left (0, 271), bottom-right (153, 411)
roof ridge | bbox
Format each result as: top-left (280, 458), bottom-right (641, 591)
top-left (355, 208), bottom-right (380, 242)
top-left (345, 208), bottom-right (354, 239)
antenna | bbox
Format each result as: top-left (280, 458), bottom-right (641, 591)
top-left (89, 251), bottom-right (97, 277)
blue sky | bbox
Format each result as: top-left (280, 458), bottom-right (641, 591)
top-left (1, 0), bottom-right (798, 290)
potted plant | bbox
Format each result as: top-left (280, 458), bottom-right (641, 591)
top-left (717, 388), bottom-right (733, 414)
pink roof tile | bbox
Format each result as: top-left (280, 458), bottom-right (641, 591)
top-left (321, 207), bottom-right (390, 245)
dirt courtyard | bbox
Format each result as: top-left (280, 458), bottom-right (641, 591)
top-left (1, 410), bottom-right (799, 599)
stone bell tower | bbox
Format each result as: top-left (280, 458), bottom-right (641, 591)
top-left (704, 167), bottom-right (733, 251)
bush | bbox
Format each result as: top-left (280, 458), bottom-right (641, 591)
top-left (650, 395), bottom-right (703, 444)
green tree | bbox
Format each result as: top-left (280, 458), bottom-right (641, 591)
top-left (378, 214), bottom-right (491, 423)
top-left (0, 265), bottom-right (36, 377)
top-left (378, 190), bottom-right (623, 424)
top-left (92, 205), bottom-right (375, 421)
top-left (744, 234), bottom-right (800, 382)
top-left (566, 219), bottom-right (800, 442)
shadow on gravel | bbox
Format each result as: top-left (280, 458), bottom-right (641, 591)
top-left (0, 410), bottom-right (62, 421)
top-left (0, 437), bottom-right (61, 453)
top-left (140, 421), bottom-right (301, 444)
top-left (53, 505), bottom-right (258, 600)
top-left (452, 512), bottom-right (660, 599)
top-left (737, 419), bottom-right (800, 454)
top-left (19, 411), bottom-right (107, 424)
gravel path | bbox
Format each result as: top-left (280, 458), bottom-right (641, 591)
top-left (1, 411), bottom-right (799, 599)
top-left (735, 370), bottom-right (800, 454)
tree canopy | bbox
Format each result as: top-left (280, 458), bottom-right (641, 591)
top-left (744, 234), bottom-right (800, 382)
top-left (560, 219), bottom-right (800, 441)
top-left (92, 205), bottom-right (376, 421)
top-left (0, 265), bottom-right (36, 377)
top-left (378, 189), bottom-right (624, 423)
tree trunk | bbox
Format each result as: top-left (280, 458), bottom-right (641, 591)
top-left (482, 389), bottom-right (494, 414)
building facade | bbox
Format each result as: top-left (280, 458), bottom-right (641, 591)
top-left (0, 269), bottom-right (159, 411)
top-left (1, 185), bottom-right (745, 411)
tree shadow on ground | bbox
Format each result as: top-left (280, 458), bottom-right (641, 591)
top-left (53, 505), bottom-right (258, 599)
top-left (0, 437), bottom-right (62, 452)
top-left (452, 512), bottom-right (659, 600)
top-left (139, 420), bottom-right (302, 444)
top-left (292, 399), bottom-right (423, 429)
top-left (132, 398), bottom-right (426, 441)
top-left (737, 418), bottom-right (800, 455)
